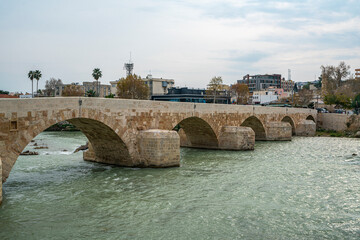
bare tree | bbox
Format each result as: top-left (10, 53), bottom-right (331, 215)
top-left (62, 85), bottom-right (84, 96)
top-left (45, 78), bottom-right (63, 96)
top-left (231, 83), bottom-right (249, 104)
top-left (321, 61), bottom-right (350, 96)
top-left (207, 76), bottom-right (223, 104)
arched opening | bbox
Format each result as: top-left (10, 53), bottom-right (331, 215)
top-left (281, 116), bottom-right (296, 135)
top-left (67, 118), bottom-right (131, 165)
top-left (173, 117), bottom-right (218, 149)
top-left (2, 117), bottom-right (131, 182)
top-left (241, 116), bottom-right (266, 140)
top-left (306, 115), bottom-right (315, 122)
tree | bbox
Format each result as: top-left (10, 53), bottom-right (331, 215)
top-left (303, 82), bottom-right (311, 90)
top-left (321, 61), bottom-right (350, 96)
top-left (86, 89), bottom-right (96, 97)
top-left (231, 83), bottom-right (249, 104)
top-left (323, 94), bottom-right (337, 105)
top-left (324, 94), bottom-right (352, 109)
top-left (28, 70), bottom-right (35, 98)
top-left (0, 90), bottom-right (9, 95)
top-left (92, 68), bottom-right (102, 96)
top-left (297, 89), bottom-right (313, 106)
top-left (207, 76), bottom-right (223, 104)
top-left (314, 76), bottom-right (322, 89)
top-left (44, 78), bottom-right (63, 96)
top-left (34, 70), bottom-right (42, 96)
top-left (116, 74), bottom-right (149, 99)
top-left (62, 85), bottom-right (84, 96)
top-left (351, 94), bottom-right (360, 114)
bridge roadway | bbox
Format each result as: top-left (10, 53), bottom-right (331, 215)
top-left (0, 97), bottom-right (317, 204)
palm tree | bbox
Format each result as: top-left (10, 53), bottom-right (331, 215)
top-left (92, 68), bottom-right (102, 97)
top-left (34, 70), bottom-right (42, 97)
top-left (28, 70), bottom-right (35, 98)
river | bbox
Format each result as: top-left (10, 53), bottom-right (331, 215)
top-left (0, 131), bottom-right (359, 239)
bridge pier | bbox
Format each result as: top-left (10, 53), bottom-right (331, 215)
top-left (266, 122), bottom-right (292, 141)
top-left (219, 126), bottom-right (255, 150)
top-left (84, 130), bottom-right (180, 167)
top-left (296, 120), bottom-right (316, 136)
top-left (137, 130), bottom-right (180, 167)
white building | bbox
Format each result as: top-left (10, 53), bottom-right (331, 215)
top-left (143, 74), bottom-right (175, 96)
top-left (252, 90), bottom-right (278, 105)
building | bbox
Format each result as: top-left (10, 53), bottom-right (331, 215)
top-left (152, 87), bottom-right (207, 103)
top-left (281, 78), bottom-right (295, 92)
top-left (55, 82), bottom-right (84, 97)
top-left (0, 94), bottom-right (19, 98)
top-left (83, 81), bottom-right (111, 97)
top-left (152, 87), bottom-right (231, 104)
top-left (55, 81), bottom-right (111, 97)
top-left (143, 74), bottom-right (175, 96)
top-left (356, 68), bottom-right (360, 80)
top-left (110, 74), bottom-right (175, 97)
top-left (252, 90), bottom-right (278, 105)
top-left (110, 80), bottom-right (118, 95)
top-left (238, 74), bottom-right (282, 93)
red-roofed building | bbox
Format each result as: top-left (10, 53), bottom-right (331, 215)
top-left (0, 94), bottom-right (19, 98)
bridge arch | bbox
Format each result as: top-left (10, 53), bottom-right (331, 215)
top-left (2, 116), bottom-right (132, 182)
top-left (306, 115), bottom-right (316, 122)
top-left (173, 117), bottom-right (219, 149)
top-left (240, 116), bottom-right (266, 140)
top-left (281, 116), bottom-right (296, 135)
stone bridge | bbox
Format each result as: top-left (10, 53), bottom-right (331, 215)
top-left (0, 98), bottom-right (317, 203)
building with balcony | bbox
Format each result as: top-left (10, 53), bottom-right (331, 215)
top-left (237, 74), bottom-right (282, 93)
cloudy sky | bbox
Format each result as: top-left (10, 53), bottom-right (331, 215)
top-left (1, 0), bottom-right (359, 93)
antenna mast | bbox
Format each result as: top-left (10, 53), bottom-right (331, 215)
top-left (124, 52), bottom-right (134, 77)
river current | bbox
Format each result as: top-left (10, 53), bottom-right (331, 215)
top-left (0, 131), bottom-right (359, 239)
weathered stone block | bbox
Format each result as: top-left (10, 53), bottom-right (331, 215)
top-left (137, 129), bottom-right (180, 167)
top-left (296, 120), bottom-right (316, 136)
top-left (266, 122), bottom-right (292, 141)
top-left (219, 126), bottom-right (255, 150)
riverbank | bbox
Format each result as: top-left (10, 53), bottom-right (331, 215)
top-left (316, 129), bottom-right (360, 138)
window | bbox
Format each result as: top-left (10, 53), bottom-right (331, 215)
top-left (10, 120), bottom-right (18, 131)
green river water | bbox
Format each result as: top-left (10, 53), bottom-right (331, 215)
top-left (0, 131), bottom-right (359, 239)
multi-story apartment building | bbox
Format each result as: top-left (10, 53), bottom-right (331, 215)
top-left (281, 78), bottom-right (295, 92)
top-left (143, 74), bottom-right (175, 96)
top-left (238, 74), bottom-right (282, 93)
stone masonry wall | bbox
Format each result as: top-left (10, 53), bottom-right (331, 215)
top-left (317, 113), bottom-right (360, 132)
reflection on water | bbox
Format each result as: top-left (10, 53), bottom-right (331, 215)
top-left (0, 132), bottom-right (359, 239)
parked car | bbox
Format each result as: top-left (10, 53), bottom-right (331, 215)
top-left (334, 109), bottom-right (346, 114)
top-left (316, 108), bottom-right (329, 113)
